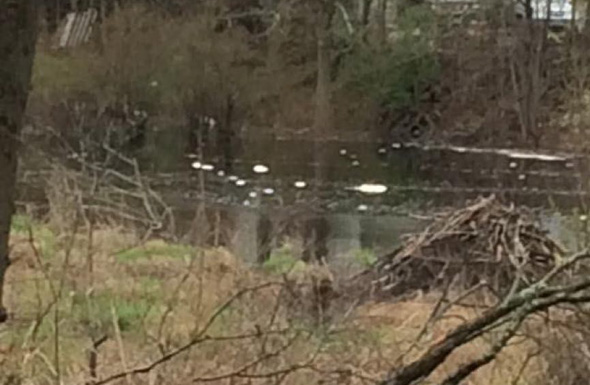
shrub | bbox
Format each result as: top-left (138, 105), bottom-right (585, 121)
top-left (340, 5), bottom-right (440, 111)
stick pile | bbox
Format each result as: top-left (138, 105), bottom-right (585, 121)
top-left (370, 195), bottom-right (567, 298)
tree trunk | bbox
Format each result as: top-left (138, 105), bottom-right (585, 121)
top-left (312, 0), bottom-right (334, 184)
top-left (376, 0), bottom-right (387, 45)
top-left (313, 0), bottom-right (334, 136)
top-left (0, 0), bottom-right (39, 322)
top-left (45, 0), bottom-right (60, 34)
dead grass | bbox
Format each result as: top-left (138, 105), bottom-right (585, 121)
top-left (0, 222), bottom-right (549, 385)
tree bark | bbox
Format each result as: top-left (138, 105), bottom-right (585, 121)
top-left (312, 0), bottom-right (334, 185)
top-left (313, 0), bottom-right (334, 136)
top-left (0, 0), bottom-right (39, 322)
top-left (376, 0), bottom-right (387, 45)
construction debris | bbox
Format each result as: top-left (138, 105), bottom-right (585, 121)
top-left (369, 195), bottom-right (568, 299)
top-left (58, 9), bottom-right (98, 48)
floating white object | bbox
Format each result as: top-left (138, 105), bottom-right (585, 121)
top-left (581, 214), bottom-right (588, 221)
top-left (391, 143), bottom-right (402, 149)
top-left (253, 164), bottom-right (269, 174)
top-left (263, 188), bottom-right (275, 195)
top-left (339, 149), bottom-right (347, 156)
top-left (378, 147), bottom-right (387, 154)
top-left (228, 175), bottom-right (238, 182)
top-left (217, 170), bottom-right (225, 177)
top-left (505, 151), bottom-right (565, 162)
top-left (150, 80), bottom-right (159, 87)
top-left (243, 200), bottom-right (251, 207)
top-left (187, 153), bottom-right (199, 159)
top-left (348, 183), bottom-right (388, 195)
top-left (191, 161), bottom-right (202, 170)
top-left (509, 162), bottom-right (518, 169)
top-left (249, 191), bottom-right (258, 199)
top-left (351, 160), bottom-right (360, 167)
top-left (357, 204), bottom-right (369, 212)
top-left (294, 181), bottom-right (307, 189)
top-left (201, 116), bottom-right (216, 130)
top-left (201, 164), bottom-right (214, 171)
top-left (235, 179), bottom-right (247, 187)
top-left (518, 174), bottom-right (526, 181)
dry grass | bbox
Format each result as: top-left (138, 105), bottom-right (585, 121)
top-left (0, 220), bottom-right (549, 385)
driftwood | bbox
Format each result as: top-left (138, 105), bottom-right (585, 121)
top-left (370, 195), bottom-right (568, 298)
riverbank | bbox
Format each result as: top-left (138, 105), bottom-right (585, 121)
top-left (0, 216), bottom-right (547, 384)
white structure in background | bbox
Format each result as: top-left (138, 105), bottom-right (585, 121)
top-left (515, 0), bottom-right (585, 28)
top-left (58, 9), bottom-right (98, 48)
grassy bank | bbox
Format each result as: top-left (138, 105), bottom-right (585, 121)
top-left (0, 217), bottom-right (544, 384)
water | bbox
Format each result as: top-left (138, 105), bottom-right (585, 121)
top-left (19, 132), bottom-right (590, 266)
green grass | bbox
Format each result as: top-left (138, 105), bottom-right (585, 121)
top-left (263, 245), bottom-right (301, 275)
top-left (31, 50), bottom-right (101, 100)
top-left (115, 240), bottom-right (196, 262)
top-left (352, 248), bottom-right (378, 267)
top-left (71, 290), bottom-right (152, 334)
top-left (10, 214), bottom-right (57, 258)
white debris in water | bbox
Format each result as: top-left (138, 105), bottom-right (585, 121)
top-left (201, 164), bottom-right (214, 171)
top-left (357, 204), bottom-right (369, 212)
top-left (186, 153), bottom-right (199, 159)
top-left (235, 179), bottom-right (247, 187)
top-left (202, 116), bottom-right (216, 130)
top-left (294, 181), bottom-right (307, 189)
top-left (253, 164), bottom-right (270, 174)
top-left (150, 80), bottom-right (159, 87)
top-left (191, 161), bottom-right (202, 170)
top-left (518, 174), bottom-right (526, 181)
top-left (228, 175), bottom-right (238, 182)
top-left (378, 147), bottom-right (387, 154)
top-left (391, 143), bottom-right (402, 149)
top-left (348, 183), bottom-right (388, 195)
top-left (248, 191), bottom-right (258, 198)
top-left (580, 215), bottom-right (588, 221)
top-left (509, 162), bottom-right (518, 169)
top-left (217, 170), bottom-right (226, 177)
top-left (505, 151), bottom-right (566, 162)
top-left (263, 188), bottom-right (275, 195)
top-left (351, 160), bottom-right (360, 167)
top-left (243, 200), bottom-right (251, 207)
top-left (339, 149), bottom-right (347, 156)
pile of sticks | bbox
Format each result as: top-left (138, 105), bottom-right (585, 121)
top-left (371, 195), bottom-right (567, 298)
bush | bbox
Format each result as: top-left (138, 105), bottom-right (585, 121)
top-left (340, 5), bottom-right (440, 111)
top-left (29, 5), bottom-right (258, 161)
top-left (71, 290), bottom-right (152, 334)
top-left (263, 244), bottom-right (303, 274)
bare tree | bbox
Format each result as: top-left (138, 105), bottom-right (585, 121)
top-left (313, 0), bottom-right (335, 136)
top-left (0, 0), bottom-right (39, 322)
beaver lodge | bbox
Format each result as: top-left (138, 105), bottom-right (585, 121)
top-left (366, 195), bottom-right (570, 301)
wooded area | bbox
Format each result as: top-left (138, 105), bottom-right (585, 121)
top-left (4, 1), bottom-right (590, 385)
